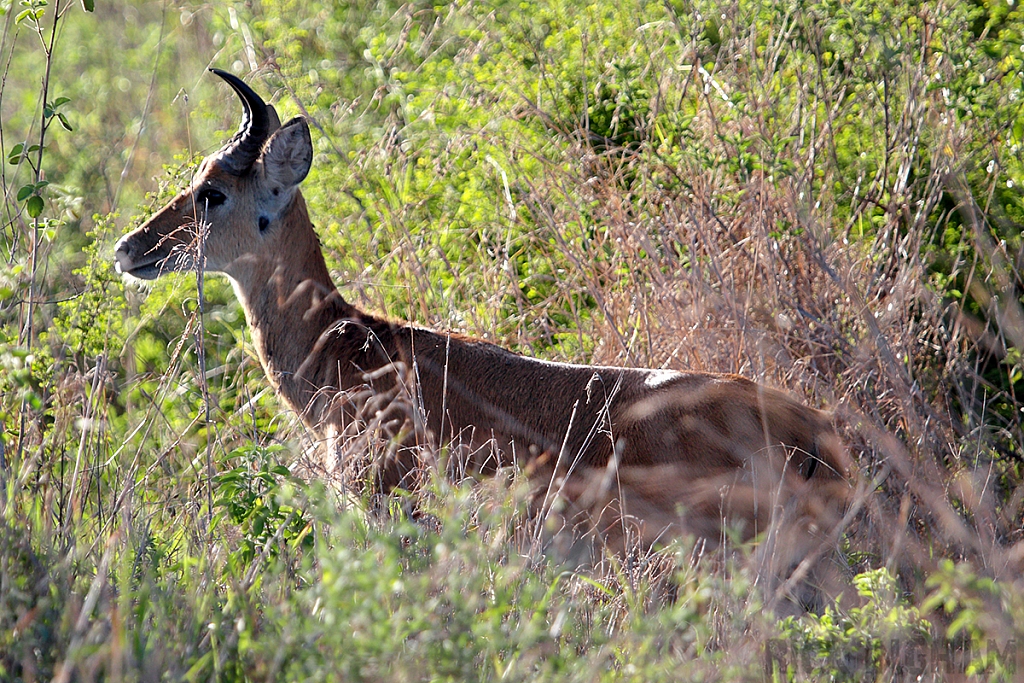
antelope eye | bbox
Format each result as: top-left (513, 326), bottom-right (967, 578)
top-left (196, 188), bottom-right (227, 207)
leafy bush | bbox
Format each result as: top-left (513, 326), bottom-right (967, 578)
top-left (2, 0), bottom-right (1024, 680)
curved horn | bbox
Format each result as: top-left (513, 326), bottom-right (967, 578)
top-left (210, 68), bottom-right (271, 173)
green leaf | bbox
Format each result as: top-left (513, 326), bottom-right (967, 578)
top-left (17, 185), bottom-right (33, 201)
top-left (26, 195), bottom-right (43, 218)
top-left (45, 97), bottom-right (72, 120)
top-left (80, 0), bottom-right (93, 10)
top-left (57, 113), bottom-right (72, 131)
top-left (8, 143), bottom-right (23, 164)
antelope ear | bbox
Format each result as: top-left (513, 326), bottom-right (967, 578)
top-left (261, 116), bottom-right (312, 189)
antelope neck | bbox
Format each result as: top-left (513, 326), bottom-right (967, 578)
top-left (226, 192), bottom-right (372, 417)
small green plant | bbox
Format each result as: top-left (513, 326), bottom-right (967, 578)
top-left (923, 560), bottom-right (1020, 681)
top-left (214, 444), bottom-right (314, 569)
top-left (772, 568), bottom-right (931, 681)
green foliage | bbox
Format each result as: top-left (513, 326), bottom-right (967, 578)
top-left (214, 444), bottom-right (314, 568)
top-left (773, 568), bottom-right (932, 680)
top-left (2, 0), bottom-right (1024, 679)
top-left (922, 560), bottom-right (1020, 681)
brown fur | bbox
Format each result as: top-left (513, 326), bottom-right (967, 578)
top-left (114, 74), bottom-right (851, 566)
top-left (532, 458), bottom-right (851, 610)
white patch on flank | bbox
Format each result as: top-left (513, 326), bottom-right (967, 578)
top-left (644, 369), bottom-right (681, 389)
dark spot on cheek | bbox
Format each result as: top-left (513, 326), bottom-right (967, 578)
top-left (258, 216), bottom-right (270, 232)
top-left (272, 188), bottom-right (279, 197)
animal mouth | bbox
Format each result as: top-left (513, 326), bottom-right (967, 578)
top-left (117, 261), bottom-right (164, 280)
top-left (115, 243), bottom-right (195, 280)
top-left (114, 252), bottom-right (171, 280)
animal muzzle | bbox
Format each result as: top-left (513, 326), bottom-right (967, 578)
top-left (113, 224), bottom-right (195, 280)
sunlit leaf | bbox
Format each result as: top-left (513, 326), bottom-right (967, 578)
top-left (7, 142), bottom-right (23, 164)
top-left (26, 195), bottom-right (44, 218)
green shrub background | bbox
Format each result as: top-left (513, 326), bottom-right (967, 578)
top-left (2, 0), bottom-right (1024, 679)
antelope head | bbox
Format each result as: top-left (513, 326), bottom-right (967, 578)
top-left (114, 69), bottom-right (314, 283)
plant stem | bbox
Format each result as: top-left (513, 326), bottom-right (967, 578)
top-left (16, 0), bottom-right (62, 465)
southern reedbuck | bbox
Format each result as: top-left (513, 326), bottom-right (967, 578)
top-left (115, 69), bottom-right (850, 563)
